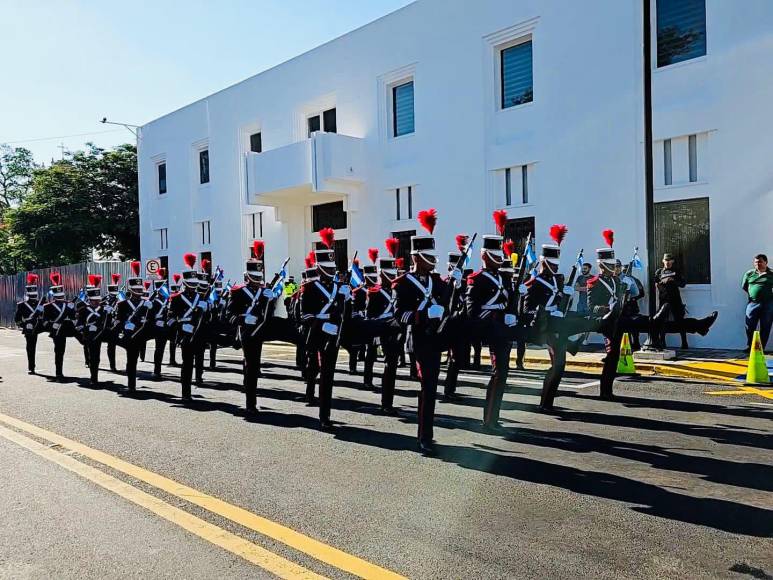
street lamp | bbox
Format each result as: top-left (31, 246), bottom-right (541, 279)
top-left (100, 117), bottom-right (140, 138)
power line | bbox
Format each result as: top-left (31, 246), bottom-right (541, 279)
top-left (1, 129), bottom-right (126, 145)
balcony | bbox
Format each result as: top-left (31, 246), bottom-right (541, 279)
top-left (247, 132), bottom-right (366, 207)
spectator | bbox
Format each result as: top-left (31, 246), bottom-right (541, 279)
top-left (654, 253), bottom-right (689, 349)
top-left (574, 263), bottom-right (593, 315)
top-left (742, 253), bottom-right (772, 352)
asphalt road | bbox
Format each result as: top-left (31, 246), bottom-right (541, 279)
top-left (0, 328), bottom-right (771, 580)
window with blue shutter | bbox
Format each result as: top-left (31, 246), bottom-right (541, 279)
top-left (501, 40), bottom-right (533, 109)
top-left (392, 81), bottom-right (415, 137)
top-left (657, 0), bottom-right (706, 67)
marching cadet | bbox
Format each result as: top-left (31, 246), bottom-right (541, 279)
top-left (358, 250), bottom-right (379, 388)
top-left (193, 259), bottom-right (213, 386)
top-left (76, 275), bottom-right (108, 386)
top-left (443, 234), bottom-right (473, 401)
top-left (343, 257), bottom-right (368, 376)
top-left (104, 273), bottom-right (122, 371)
top-left (114, 261), bottom-right (152, 392)
top-left (15, 273), bottom-right (44, 374)
top-left (300, 228), bottom-right (348, 429)
top-left (42, 272), bottom-right (76, 381)
top-left (150, 268), bottom-right (172, 379)
top-left (167, 273), bottom-right (181, 366)
top-left (393, 209), bottom-right (451, 455)
top-left (292, 252), bottom-right (319, 377)
top-left (168, 253), bottom-right (208, 401)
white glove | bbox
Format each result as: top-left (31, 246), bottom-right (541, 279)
top-left (427, 304), bottom-right (445, 320)
top-left (504, 313), bottom-right (517, 327)
top-left (88, 325), bottom-right (98, 332)
top-left (316, 313), bottom-right (330, 321)
top-left (53, 323), bottom-right (61, 330)
top-left (197, 302), bottom-right (207, 310)
top-left (124, 322), bottom-right (135, 331)
top-left (25, 323), bottom-right (33, 330)
top-left (322, 322), bottom-right (339, 336)
top-left (339, 286), bottom-right (351, 299)
top-left (550, 310), bottom-right (565, 318)
top-left (181, 323), bottom-right (194, 334)
top-left (67, 303), bottom-right (74, 310)
top-left (104, 305), bottom-right (113, 313)
top-left (562, 286), bottom-right (573, 296)
top-left (518, 284), bottom-right (528, 295)
top-left (143, 300), bottom-right (153, 308)
top-left (262, 289), bottom-right (274, 298)
top-left (450, 269), bottom-right (462, 282)
top-left (244, 314), bottom-right (257, 326)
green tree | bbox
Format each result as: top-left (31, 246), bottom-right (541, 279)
top-left (0, 144), bottom-right (36, 214)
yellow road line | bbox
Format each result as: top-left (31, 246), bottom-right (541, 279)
top-left (706, 386), bottom-right (773, 400)
top-left (0, 412), bottom-right (406, 580)
top-left (0, 423), bottom-right (326, 580)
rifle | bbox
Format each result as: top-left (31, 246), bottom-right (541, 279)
top-left (253, 257), bottom-right (291, 335)
top-left (437, 233), bottom-right (477, 334)
top-left (335, 251), bottom-right (358, 348)
top-left (559, 249), bottom-right (584, 315)
top-left (513, 233), bottom-right (533, 317)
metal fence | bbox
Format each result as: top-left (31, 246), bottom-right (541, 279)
top-left (0, 262), bottom-right (132, 328)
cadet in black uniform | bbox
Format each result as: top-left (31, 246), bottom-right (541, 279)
top-left (15, 273), bottom-right (43, 374)
top-left (104, 273), bottom-right (121, 371)
top-left (442, 238), bottom-right (472, 401)
top-left (113, 262), bottom-right (152, 392)
top-left (42, 272), bottom-right (76, 381)
top-left (168, 253), bottom-right (208, 401)
top-left (300, 228), bottom-right (348, 429)
top-left (76, 275), bottom-right (108, 386)
top-left (150, 269), bottom-right (172, 379)
top-left (393, 209), bottom-right (450, 455)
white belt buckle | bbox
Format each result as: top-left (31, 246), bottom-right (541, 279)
top-left (88, 324), bottom-right (97, 332)
top-left (182, 323), bottom-right (194, 334)
top-left (322, 322), bottom-right (338, 335)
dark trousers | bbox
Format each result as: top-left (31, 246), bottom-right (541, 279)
top-left (195, 346), bottom-right (205, 383)
top-left (153, 337), bottom-right (167, 376)
top-left (242, 339), bottom-right (262, 411)
top-left (209, 344), bottom-right (218, 369)
top-left (180, 342), bottom-right (196, 400)
top-left (515, 340), bottom-right (526, 367)
top-left (139, 341), bottom-right (147, 361)
top-left (107, 341), bottom-right (117, 370)
top-left (305, 343), bottom-right (339, 422)
top-left (745, 301), bottom-right (772, 349)
top-left (415, 347), bottom-right (442, 444)
top-left (24, 333), bottom-right (37, 372)
top-left (363, 342), bottom-right (377, 386)
top-left (484, 341), bottom-right (511, 426)
top-left (600, 328), bottom-right (622, 399)
top-left (654, 302), bottom-right (688, 348)
top-left (125, 345), bottom-right (140, 390)
top-left (83, 344), bottom-right (90, 366)
top-left (363, 338), bottom-right (400, 409)
top-left (168, 332), bottom-right (177, 364)
top-left (52, 335), bottom-right (67, 376)
top-left (87, 340), bottom-right (102, 384)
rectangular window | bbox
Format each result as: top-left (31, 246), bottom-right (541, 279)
top-left (501, 40), bottom-right (533, 109)
top-left (521, 166), bottom-right (529, 204)
top-left (250, 132), bottom-right (262, 153)
top-left (323, 108), bottom-right (337, 133)
top-left (688, 134), bottom-right (698, 182)
top-left (199, 149), bottom-right (210, 184)
top-left (390, 230), bottom-right (415, 265)
top-left (311, 201), bottom-right (347, 232)
top-left (501, 165), bottom-right (530, 206)
top-left (199, 220), bottom-right (211, 245)
top-left (655, 197), bottom-right (711, 284)
top-left (395, 189), bottom-right (401, 220)
top-left (505, 168), bottom-right (512, 206)
top-left (657, 0), bottom-right (707, 67)
top-left (663, 139), bottom-right (673, 185)
top-left (308, 115), bottom-right (321, 136)
top-left (158, 163), bottom-right (167, 194)
top-left (392, 81), bottom-right (415, 137)
top-left (394, 186), bottom-right (414, 220)
top-left (158, 228), bottom-right (168, 251)
top-left (249, 212), bottom-right (263, 239)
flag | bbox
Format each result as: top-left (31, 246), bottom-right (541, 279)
top-left (463, 237), bottom-right (474, 267)
top-left (272, 281), bottom-right (285, 299)
top-left (78, 289), bottom-right (87, 303)
top-left (159, 284), bottom-right (170, 299)
top-left (525, 240), bottom-right (537, 266)
top-left (214, 266), bottom-right (224, 282)
top-left (632, 249), bottom-right (643, 270)
top-left (208, 288), bottom-right (219, 304)
top-left (47, 289), bottom-right (54, 299)
top-left (575, 251), bottom-right (584, 270)
top-left (225, 281), bottom-right (233, 292)
top-left (350, 262), bottom-right (364, 288)
top-left (117, 290), bottom-right (126, 301)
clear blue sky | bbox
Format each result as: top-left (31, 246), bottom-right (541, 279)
top-left (0, 0), bottom-right (414, 163)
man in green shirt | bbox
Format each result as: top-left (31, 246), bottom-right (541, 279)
top-left (742, 254), bottom-right (772, 352)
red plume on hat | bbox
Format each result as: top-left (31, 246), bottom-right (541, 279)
top-left (385, 237), bottom-right (399, 258)
top-left (549, 224), bottom-right (568, 246)
top-left (319, 227), bottom-right (335, 249)
top-left (49, 272), bottom-right (61, 286)
top-left (602, 229), bottom-right (614, 247)
top-left (93, 274), bottom-right (103, 287)
top-left (304, 256), bottom-right (313, 269)
top-left (157, 268), bottom-right (167, 280)
top-left (183, 253), bottom-right (197, 269)
top-left (395, 257), bottom-right (405, 270)
top-left (143, 280), bottom-right (151, 290)
top-left (455, 234), bottom-right (469, 252)
top-left (503, 240), bottom-right (517, 258)
top-left (493, 210), bottom-right (508, 236)
top-left (252, 240), bottom-right (265, 260)
top-left (417, 209), bottom-right (437, 235)
top-left (26, 273), bottom-right (39, 285)
top-left (367, 248), bottom-right (379, 264)
top-left (111, 273), bottom-right (121, 285)
top-left (130, 260), bottom-right (141, 277)
top-left (173, 273), bottom-right (182, 284)
top-left (201, 259), bottom-right (211, 273)
top-left (307, 250), bottom-right (316, 266)
top-left (88, 274), bottom-right (98, 287)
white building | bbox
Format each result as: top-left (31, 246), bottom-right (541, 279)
top-left (138, 0), bottom-right (773, 349)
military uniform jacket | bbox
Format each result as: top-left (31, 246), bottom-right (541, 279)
top-left (168, 290), bottom-right (208, 344)
top-left (226, 283), bottom-right (271, 339)
top-left (654, 268), bottom-right (686, 307)
top-left (42, 300), bottom-right (76, 337)
top-left (523, 273), bottom-right (565, 314)
top-left (392, 271), bottom-right (447, 330)
top-left (365, 284), bottom-right (395, 320)
top-left (114, 295), bottom-right (153, 341)
top-left (15, 299), bottom-right (42, 334)
top-left (465, 269), bottom-right (514, 322)
top-left (300, 279), bottom-right (345, 326)
top-left (76, 304), bottom-right (108, 341)
top-left (350, 286), bottom-right (367, 318)
top-left (587, 274), bottom-right (625, 317)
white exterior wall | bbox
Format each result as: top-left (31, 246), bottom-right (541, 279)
top-left (138, 0), bottom-right (773, 348)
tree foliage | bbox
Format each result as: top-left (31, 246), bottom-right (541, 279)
top-left (0, 145), bottom-right (36, 214)
top-left (0, 143), bottom-right (138, 274)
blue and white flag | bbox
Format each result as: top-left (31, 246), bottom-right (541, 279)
top-left (575, 251), bottom-right (584, 270)
top-left (117, 290), bottom-right (126, 301)
top-left (464, 237), bottom-right (475, 267)
top-left (350, 262), bottom-right (364, 288)
top-left (208, 288), bottom-right (219, 304)
top-left (225, 281), bottom-right (233, 292)
top-left (78, 289), bottom-right (87, 303)
top-left (158, 284), bottom-right (170, 299)
top-left (632, 249), bottom-right (643, 270)
top-left (47, 289), bottom-right (54, 299)
top-left (525, 241), bottom-right (537, 266)
top-left (214, 266), bottom-right (224, 282)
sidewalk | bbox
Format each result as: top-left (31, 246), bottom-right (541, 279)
top-left (482, 345), bottom-right (773, 384)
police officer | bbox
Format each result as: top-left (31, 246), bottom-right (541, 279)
top-left (15, 273), bottom-right (43, 374)
top-left (77, 275), bottom-right (108, 387)
top-left (42, 272), bottom-right (77, 381)
top-left (393, 209), bottom-right (450, 455)
top-left (300, 228), bottom-right (348, 429)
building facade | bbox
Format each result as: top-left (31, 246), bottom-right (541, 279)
top-left (138, 0), bottom-right (773, 348)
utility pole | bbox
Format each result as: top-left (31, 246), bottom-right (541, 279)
top-left (57, 142), bottom-right (67, 160)
top-left (643, 0), bottom-right (657, 317)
